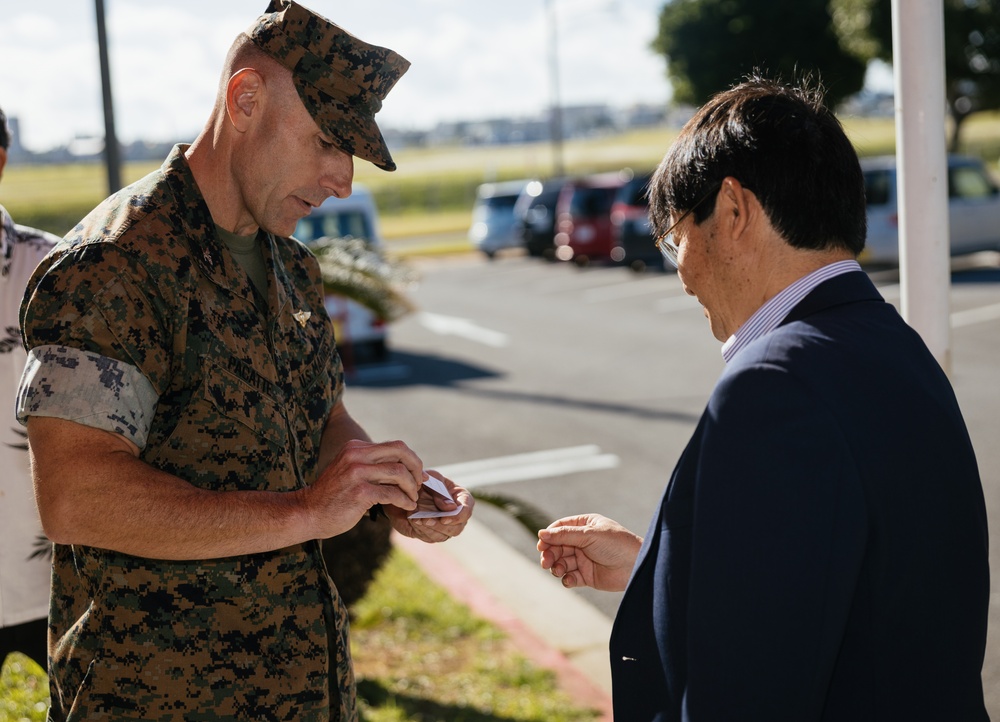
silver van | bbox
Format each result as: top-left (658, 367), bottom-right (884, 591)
top-left (469, 179), bottom-right (531, 258)
top-left (861, 155), bottom-right (1000, 265)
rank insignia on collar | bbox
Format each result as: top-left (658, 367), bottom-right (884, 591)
top-left (293, 310), bottom-right (312, 328)
top-left (203, 248), bottom-right (213, 266)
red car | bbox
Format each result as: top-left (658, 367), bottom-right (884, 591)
top-left (553, 171), bottom-right (627, 265)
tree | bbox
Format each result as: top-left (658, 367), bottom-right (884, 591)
top-left (833, 0), bottom-right (1000, 151)
top-left (653, 0), bottom-right (868, 109)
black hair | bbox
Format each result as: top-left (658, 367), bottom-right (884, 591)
top-left (648, 72), bottom-right (866, 255)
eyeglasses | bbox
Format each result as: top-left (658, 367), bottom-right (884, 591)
top-left (655, 185), bottom-right (720, 267)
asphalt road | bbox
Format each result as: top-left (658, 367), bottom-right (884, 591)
top-left (343, 249), bottom-right (1000, 714)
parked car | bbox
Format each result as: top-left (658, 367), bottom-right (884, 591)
top-left (468, 179), bottom-right (530, 258)
top-left (553, 171), bottom-right (627, 265)
top-left (610, 169), bottom-right (663, 272)
top-left (513, 176), bottom-right (571, 258)
top-left (861, 154), bottom-right (1000, 265)
top-left (294, 185), bottom-right (389, 362)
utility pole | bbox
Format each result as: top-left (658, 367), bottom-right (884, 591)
top-left (95, 0), bottom-right (122, 194)
top-left (891, 0), bottom-right (950, 373)
top-left (546, 0), bottom-right (565, 177)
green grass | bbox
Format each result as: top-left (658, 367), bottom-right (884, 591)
top-left (350, 550), bottom-right (600, 721)
top-left (0, 549), bottom-right (600, 722)
top-left (0, 653), bottom-right (48, 721)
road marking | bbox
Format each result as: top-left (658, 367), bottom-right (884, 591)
top-left (876, 284), bottom-right (1000, 327)
top-left (952, 302), bottom-right (1000, 328)
top-left (434, 445), bottom-right (620, 488)
top-left (418, 312), bottom-right (509, 347)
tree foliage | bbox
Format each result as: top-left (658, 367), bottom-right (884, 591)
top-left (833, 0), bottom-right (1000, 151)
top-left (653, 0), bottom-right (868, 109)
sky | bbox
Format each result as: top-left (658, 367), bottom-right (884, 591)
top-left (2, 0), bottom-right (672, 153)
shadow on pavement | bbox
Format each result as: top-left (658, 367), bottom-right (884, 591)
top-left (348, 349), bottom-right (700, 423)
top-left (458, 386), bottom-right (702, 424)
top-left (357, 679), bottom-right (567, 722)
top-left (952, 267), bottom-right (1000, 285)
top-left (347, 349), bottom-right (501, 388)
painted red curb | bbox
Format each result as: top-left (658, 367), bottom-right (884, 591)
top-left (393, 532), bottom-right (614, 721)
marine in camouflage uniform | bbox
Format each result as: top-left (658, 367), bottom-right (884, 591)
top-left (14, 2), bottom-right (466, 719)
top-left (20, 144), bottom-right (355, 718)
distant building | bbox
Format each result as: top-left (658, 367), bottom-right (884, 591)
top-left (617, 103), bottom-right (668, 128)
top-left (840, 89), bottom-right (895, 118)
top-left (5, 116), bottom-right (30, 163)
top-left (557, 104), bottom-right (617, 137)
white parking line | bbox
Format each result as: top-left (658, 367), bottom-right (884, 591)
top-left (433, 445), bottom-right (621, 488)
top-left (876, 284), bottom-right (1000, 328)
top-left (418, 312), bottom-right (510, 347)
top-left (952, 302), bottom-right (1000, 328)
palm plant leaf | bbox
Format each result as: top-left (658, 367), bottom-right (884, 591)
top-left (310, 236), bottom-right (417, 322)
top-left (5, 425), bottom-right (28, 451)
top-left (29, 533), bottom-right (52, 561)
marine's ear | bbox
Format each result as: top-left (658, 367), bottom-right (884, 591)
top-left (225, 68), bottom-right (264, 133)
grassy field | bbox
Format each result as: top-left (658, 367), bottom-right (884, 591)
top-left (0, 548), bottom-right (600, 721)
top-left (5, 113), bottom-right (1000, 240)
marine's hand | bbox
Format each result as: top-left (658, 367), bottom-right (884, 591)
top-left (387, 471), bottom-right (475, 543)
top-left (537, 514), bottom-right (642, 592)
top-left (306, 439), bottom-right (423, 538)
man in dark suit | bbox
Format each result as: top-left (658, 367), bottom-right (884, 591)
top-left (537, 75), bottom-right (990, 721)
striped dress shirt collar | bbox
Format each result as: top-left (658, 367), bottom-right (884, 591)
top-left (721, 259), bottom-right (862, 363)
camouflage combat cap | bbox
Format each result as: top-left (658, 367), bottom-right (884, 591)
top-left (247, 0), bottom-right (410, 171)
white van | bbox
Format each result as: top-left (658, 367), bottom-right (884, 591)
top-left (294, 185), bottom-right (389, 362)
top-left (861, 155), bottom-right (1000, 265)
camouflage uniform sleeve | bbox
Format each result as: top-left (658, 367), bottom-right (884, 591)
top-left (17, 346), bottom-right (158, 449)
top-left (17, 243), bottom-right (171, 450)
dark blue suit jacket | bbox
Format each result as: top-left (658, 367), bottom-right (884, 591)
top-left (610, 271), bottom-right (990, 721)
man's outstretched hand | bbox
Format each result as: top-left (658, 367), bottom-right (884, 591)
top-left (537, 513), bottom-right (643, 592)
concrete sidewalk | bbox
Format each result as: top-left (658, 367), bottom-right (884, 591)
top-left (394, 520), bottom-right (614, 720)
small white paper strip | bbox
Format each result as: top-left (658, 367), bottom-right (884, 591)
top-left (408, 475), bottom-right (464, 518)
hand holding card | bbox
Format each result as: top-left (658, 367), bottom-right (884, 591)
top-left (408, 475), bottom-right (465, 519)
